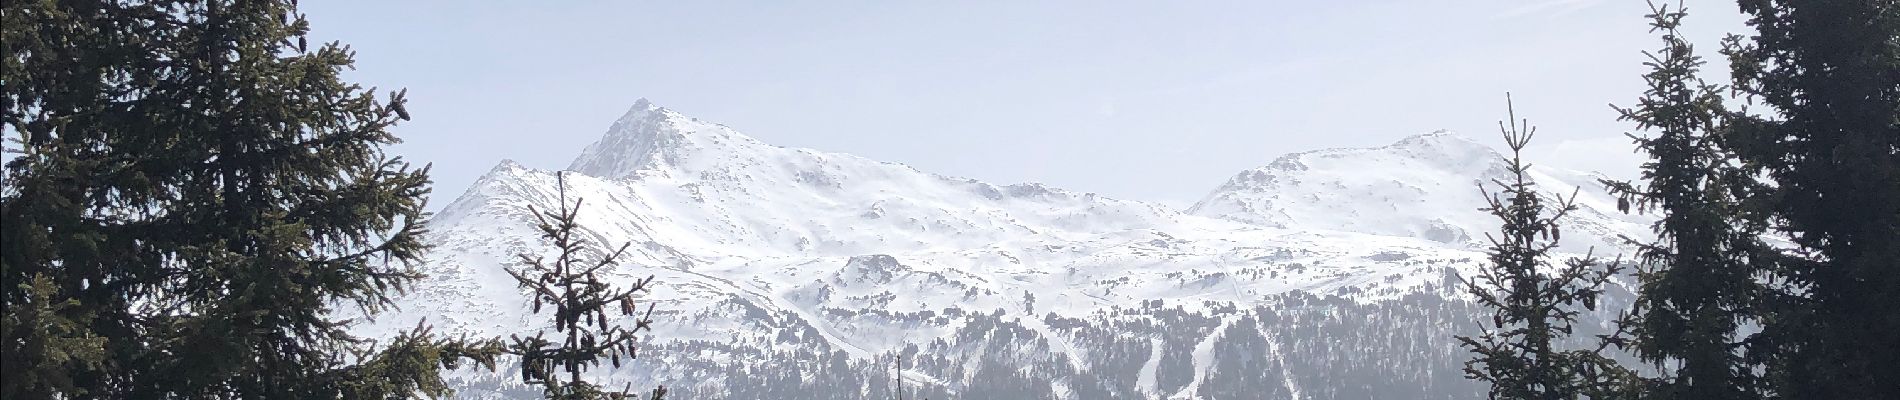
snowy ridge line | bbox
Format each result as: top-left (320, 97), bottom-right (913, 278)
top-left (357, 99), bottom-right (1652, 399)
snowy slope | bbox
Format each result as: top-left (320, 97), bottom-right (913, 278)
top-left (1187, 130), bottom-right (1649, 252)
top-left (362, 100), bottom-right (1651, 399)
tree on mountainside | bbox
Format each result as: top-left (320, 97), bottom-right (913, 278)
top-left (1599, 2), bottom-right (1771, 399)
top-left (1714, 0), bottom-right (1900, 397)
top-left (506, 172), bottom-right (667, 400)
top-left (1457, 96), bottom-right (1636, 400)
top-left (2, 0), bottom-right (502, 398)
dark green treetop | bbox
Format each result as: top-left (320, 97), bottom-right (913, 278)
top-left (1600, 2), bottom-right (1772, 399)
top-left (1458, 96), bottom-right (1636, 400)
top-left (506, 172), bottom-right (666, 400)
top-left (1719, 0), bottom-right (1900, 398)
top-left (3, 0), bottom-right (501, 398)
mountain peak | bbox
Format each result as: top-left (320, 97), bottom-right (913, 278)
top-left (1386, 130), bottom-right (1494, 156)
top-left (567, 99), bottom-right (765, 179)
top-left (1186, 130), bottom-right (1646, 249)
top-left (1188, 131), bottom-right (1513, 244)
top-left (1396, 129), bottom-right (1460, 143)
top-left (617, 97), bottom-right (662, 123)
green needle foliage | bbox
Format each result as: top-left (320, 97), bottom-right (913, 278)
top-left (1600, 2), bottom-right (1772, 399)
top-left (506, 172), bottom-right (666, 400)
top-left (1468, 1), bottom-right (1898, 398)
top-left (1458, 96), bottom-right (1635, 400)
top-left (3, 0), bottom-right (501, 398)
top-left (1719, 0), bottom-right (1900, 398)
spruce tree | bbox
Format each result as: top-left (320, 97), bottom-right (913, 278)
top-left (1719, 0), bottom-right (1900, 397)
top-left (1600, 2), bottom-right (1768, 399)
top-left (0, 274), bottom-right (107, 398)
top-left (1458, 96), bottom-right (1634, 400)
top-left (3, 0), bottom-right (501, 397)
top-left (506, 172), bottom-right (666, 400)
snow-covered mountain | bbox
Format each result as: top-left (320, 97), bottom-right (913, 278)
top-left (361, 100), bottom-right (1650, 399)
top-left (1187, 130), bottom-right (1649, 252)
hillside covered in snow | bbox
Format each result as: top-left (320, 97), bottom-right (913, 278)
top-left (358, 100), bottom-right (1652, 399)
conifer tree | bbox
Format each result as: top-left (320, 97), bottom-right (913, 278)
top-left (1458, 96), bottom-right (1634, 400)
top-left (3, 0), bottom-right (501, 397)
top-left (1718, 0), bottom-right (1900, 397)
top-left (506, 172), bottom-right (666, 400)
top-left (0, 274), bottom-right (106, 398)
top-left (1600, 2), bottom-right (1769, 399)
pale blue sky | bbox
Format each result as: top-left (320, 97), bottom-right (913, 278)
top-left (301, 0), bottom-right (1745, 208)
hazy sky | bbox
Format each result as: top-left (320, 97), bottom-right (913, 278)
top-left (301, 0), bottom-right (1747, 208)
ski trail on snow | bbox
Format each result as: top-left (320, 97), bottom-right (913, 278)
top-left (1172, 318), bottom-right (1235, 399)
top-left (1137, 337), bottom-right (1164, 398)
top-left (1263, 327), bottom-right (1304, 399)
